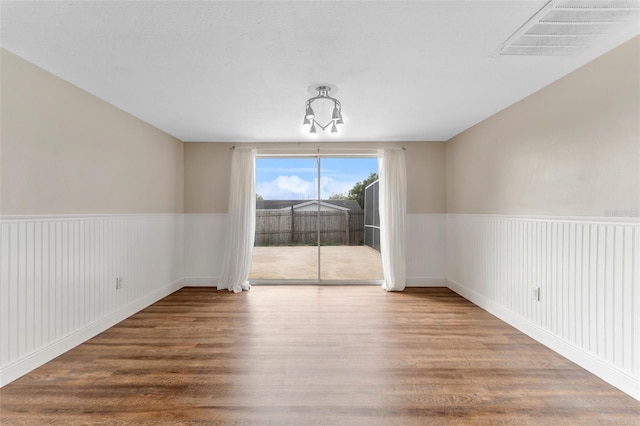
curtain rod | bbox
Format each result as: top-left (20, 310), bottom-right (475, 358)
top-left (230, 145), bottom-right (405, 150)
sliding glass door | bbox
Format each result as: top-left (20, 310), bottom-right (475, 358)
top-left (249, 157), bottom-right (319, 281)
top-left (319, 157), bottom-right (383, 281)
top-left (249, 155), bottom-right (382, 283)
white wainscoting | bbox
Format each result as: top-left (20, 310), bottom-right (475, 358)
top-left (4, 212), bottom-right (638, 400)
top-left (183, 213), bottom-right (447, 286)
top-left (184, 214), bottom-right (227, 286)
top-left (0, 214), bottom-right (184, 386)
top-left (406, 214), bottom-right (446, 286)
top-left (446, 214), bottom-right (640, 400)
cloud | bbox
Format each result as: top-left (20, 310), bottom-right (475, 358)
top-left (257, 175), bottom-right (315, 200)
top-left (257, 175), bottom-right (356, 200)
top-left (320, 176), bottom-right (352, 198)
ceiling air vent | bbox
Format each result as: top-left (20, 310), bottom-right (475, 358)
top-left (493, 0), bottom-right (640, 56)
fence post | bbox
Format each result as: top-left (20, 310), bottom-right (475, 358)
top-left (290, 205), bottom-right (295, 244)
top-left (344, 210), bottom-right (350, 245)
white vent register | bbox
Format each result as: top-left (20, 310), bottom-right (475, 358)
top-left (494, 0), bottom-right (640, 56)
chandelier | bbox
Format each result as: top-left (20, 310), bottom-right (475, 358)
top-left (303, 85), bottom-right (344, 134)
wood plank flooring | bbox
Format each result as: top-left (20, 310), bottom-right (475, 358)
top-left (1, 286), bottom-right (639, 425)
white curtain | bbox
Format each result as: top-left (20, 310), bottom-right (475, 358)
top-left (218, 148), bottom-right (257, 293)
top-left (378, 148), bottom-right (407, 292)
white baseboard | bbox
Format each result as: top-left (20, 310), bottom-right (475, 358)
top-left (0, 278), bottom-right (184, 387)
top-left (183, 277), bottom-right (218, 287)
top-left (446, 278), bottom-right (640, 402)
top-left (406, 277), bottom-right (447, 287)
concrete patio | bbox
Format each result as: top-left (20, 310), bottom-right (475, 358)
top-left (249, 245), bottom-right (383, 281)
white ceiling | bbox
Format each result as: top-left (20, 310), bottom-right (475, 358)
top-left (1, 1), bottom-right (638, 142)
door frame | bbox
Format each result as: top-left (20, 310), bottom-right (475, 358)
top-left (251, 153), bottom-right (383, 285)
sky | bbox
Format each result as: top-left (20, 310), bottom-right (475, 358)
top-left (256, 157), bottom-right (378, 200)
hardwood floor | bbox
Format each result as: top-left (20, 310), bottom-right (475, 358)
top-left (1, 286), bottom-right (639, 425)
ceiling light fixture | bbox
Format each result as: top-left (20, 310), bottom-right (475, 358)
top-left (303, 85), bottom-right (344, 134)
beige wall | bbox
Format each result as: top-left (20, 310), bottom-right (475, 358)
top-left (0, 49), bottom-right (184, 215)
top-left (446, 36), bottom-right (640, 217)
top-left (184, 142), bottom-right (233, 213)
top-left (405, 141), bottom-right (446, 214)
top-left (184, 141), bottom-right (445, 214)
top-left (10, 32), bottom-right (634, 218)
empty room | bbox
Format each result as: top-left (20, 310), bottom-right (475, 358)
top-left (1, 1), bottom-right (639, 424)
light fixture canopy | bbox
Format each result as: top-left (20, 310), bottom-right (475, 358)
top-left (303, 85), bottom-right (344, 134)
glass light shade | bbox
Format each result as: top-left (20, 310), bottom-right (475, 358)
top-left (305, 105), bottom-right (315, 119)
top-left (331, 105), bottom-right (340, 120)
top-left (310, 122), bottom-right (317, 134)
top-left (331, 122), bottom-right (338, 133)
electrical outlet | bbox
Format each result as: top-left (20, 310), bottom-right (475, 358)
top-left (532, 286), bottom-right (540, 301)
top-left (116, 277), bottom-right (123, 290)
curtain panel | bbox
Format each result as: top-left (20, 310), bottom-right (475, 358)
top-left (218, 148), bottom-right (257, 293)
top-left (378, 148), bottom-right (407, 291)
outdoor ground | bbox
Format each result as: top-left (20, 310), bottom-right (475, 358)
top-left (249, 245), bottom-right (383, 281)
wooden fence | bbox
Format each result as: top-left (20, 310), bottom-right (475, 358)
top-left (255, 210), bottom-right (364, 246)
